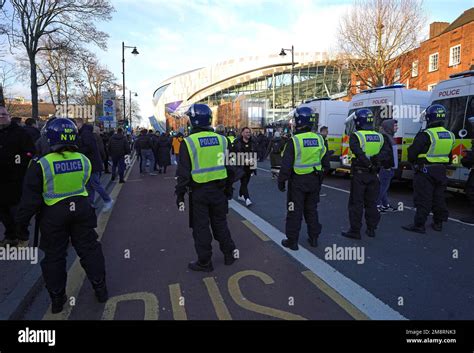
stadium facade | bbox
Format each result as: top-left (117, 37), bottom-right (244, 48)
top-left (152, 52), bottom-right (350, 132)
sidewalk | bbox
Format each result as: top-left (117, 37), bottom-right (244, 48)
top-left (0, 165), bottom-right (122, 320)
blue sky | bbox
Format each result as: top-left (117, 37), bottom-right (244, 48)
top-left (4, 0), bottom-right (473, 121)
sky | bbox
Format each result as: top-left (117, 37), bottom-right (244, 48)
top-left (2, 0), bottom-right (473, 122)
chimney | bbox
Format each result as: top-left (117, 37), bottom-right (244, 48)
top-left (429, 22), bottom-right (449, 39)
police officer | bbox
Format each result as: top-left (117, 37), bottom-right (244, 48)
top-left (278, 107), bottom-right (329, 250)
top-left (342, 108), bottom-right (384, 239)
top-left (402, 104), bottom-right (455, 233)
top-left (175, 104), bottom-right (237, 271)
top-left (461, 117), bottom-right (474, 224)
top-left (16, 118), bottom-right (108, 314)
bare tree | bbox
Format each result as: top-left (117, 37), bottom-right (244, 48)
top-left (338, 0), bottom-right (425, 88)
top-left (3, 0), bottom-right (114, 118)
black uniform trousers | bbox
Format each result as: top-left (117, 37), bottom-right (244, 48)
top-left (239, 167), bottom-right (252, 199)
top-left (466, 170), bottom-right (474, 213)
top-left (348, 170), bottom-right (380, 233)
top-left (285, 173), bottom-right (322, 242)
top-left (191, 185), bottom-right (236, 263)
top-left (39, 196), bottom-right (106, 295)
top-left (0, 204), bottom-right (29, 241)
top-left (413, 165), bottom-right (449, 226)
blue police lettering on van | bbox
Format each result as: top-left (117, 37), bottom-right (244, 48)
top-left (53, 159), bottom-right (83, 175)
top-left (198, 137), bottom-right (220, 147)
top-left (303, 139), bottom-right (319, 147)
top-left (437, 131), bottom-right (451, 139)
top-left (365, 135), bottom-right (381, 142)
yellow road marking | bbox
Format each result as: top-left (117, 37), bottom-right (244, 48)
top-left (43, 158), bottom-right (136, 320)
top-left (241, 220), bottom-right (270, 241)
top-left (169, 284), bottom-right (187, 320)
top-left (203, 277), bottom-right (232, 320)
top-left (228, 270), bottom-right (306, 320)
top-left (301, 270), bottom-right (369, 320)
top-left (102, 292), bottom-right (159, 320)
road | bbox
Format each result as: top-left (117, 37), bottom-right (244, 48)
top-left (16, 159), bottom-right (474, 320)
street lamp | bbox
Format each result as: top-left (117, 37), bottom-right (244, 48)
top-left (129, 90), bottom-right (138, 128)
top-left (122, 42), bottom-right (139, 129)
top-left (279, 45), bottom-right (295, 108)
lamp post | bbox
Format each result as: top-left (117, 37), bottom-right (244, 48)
top-left (122, 42), bottom-right (139, 129)
top-left (129, 90), bottom-right (138, 128)
top-left (279, 45), bottom-right (295, 108)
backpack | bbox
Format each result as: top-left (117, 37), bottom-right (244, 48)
top-left (272, 139), bottom-right (282, 154)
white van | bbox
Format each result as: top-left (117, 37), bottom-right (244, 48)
top-left (428, 70), bottom-right (474, 189)
top-left (339, 84), bottom-right (431, 179)
top-left (298, 98), bottom-right (349, 169)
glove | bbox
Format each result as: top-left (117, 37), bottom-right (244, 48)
top-left (278, 181), bottom-right (286, 192)
top-left (176, 194), bottom-right (185, 211)
top-left (224, 187), bottom-right (233, 200)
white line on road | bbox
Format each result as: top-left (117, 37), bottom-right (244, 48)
top-left (228, 200), bottom-right (407, 320)
top-left (257, 167), bottom-right (474, 226)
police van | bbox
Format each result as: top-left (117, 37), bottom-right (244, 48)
top-left (298, 98), bottom-right (349, 169)
top-left (428, 70), bottom-right (474, 189)
top-left (339, 84), bottom-right (431, 179)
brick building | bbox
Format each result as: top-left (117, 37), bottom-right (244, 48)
top-left (351, 7), bottom-right (474, 95)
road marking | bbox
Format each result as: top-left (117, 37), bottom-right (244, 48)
top-left (203, 277), bottom-right (232, 320)
top-left (43, 158), bottom-right (136, 320)
top-left (228, 270), bottom-right (307, 320)
top-left (169, 284), bottom-right (187, 320)
top-left (301, 271), bottom-right (369, 320)
top-left (102, 292), bottom-right (159, 320)
top-left (229, 200), bottom-right (407, 320)
top-left (241, 220), bottom-right (271, 241)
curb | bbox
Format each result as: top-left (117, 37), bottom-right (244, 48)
top-left (1, 158), bottom-right (135, 320)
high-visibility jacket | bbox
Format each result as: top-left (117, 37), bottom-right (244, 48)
top-left (417, 127), bottom-right (455, 163)
top-left (184, 132), bottom-right (228, 183)
top-left (292, 132), bottom-right (326, 175)
top-left (38, 151), bottom-right (91, 206)
top-left (353, 130), bottom-right (384, 158)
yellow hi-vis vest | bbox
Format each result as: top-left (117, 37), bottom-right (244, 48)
top-left (292, 132), bottom-right (326, 175)
top-left (417, 127), bottom-right (455, 163)
top-left (228, 136), bottom-right (236, 144)
top-left (38, 151), bottom-right (91, 206)
top-left (184, 131), bottom-right (228, 183)
top-left (353, 130), bottom-right (384, 158)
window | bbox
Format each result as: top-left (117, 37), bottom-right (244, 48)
top-left (429, 53), bottom-right (439, 72)
top-left (394, 68), bottom-right (401, 82)
top-left (411, 61), bottom-right (419, 77)
top-left (427, 83), bottom-right (437, 91)
top-left (355, 81), bottom-right (361, 93)
top-left (433, 96), bottom-right (472, 138)
top-left (449, 45), bottom-right (461, 66)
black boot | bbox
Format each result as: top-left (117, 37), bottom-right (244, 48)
top-left (402, 224), bottom-right (426, 234)
top-left (92, 279), bottom-right (109, 303)
top-left (307, 236), bottom-right (318, 247)
top-left (188, 260), bottom-right (214, 272)
top-left (341, 230), bottom-right (361, 239)
top-left (366, 229), bottom-right (376, 238)
top-left (50, 291), bottom-right (67, 314)
top-left (119, 178), bottom-right (125, 184)
top-left (281, 239), bottom-right (299, 251)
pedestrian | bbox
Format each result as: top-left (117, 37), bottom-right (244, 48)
top-left (319, 126), bottom-right (331, 197)
top-left (460, 116), bottom-right (474, 224)
top-left (108, 127), bottom-right (131, 183)
top-left (341, 109), bottom-right (384, 239)
top-left (93, 125), bottom-right (107, 173)
top-left (175, 103), bottom-right (237, 271)
top-left (15, 118), bottom-right (108, 314)
top-left (377, 119), bottom-right (399, 213)
top-left (265, 131), bottom-right (284, 179)
top-left (0, 106), bottom-right (35, 247)
top-left (24, 117), bottom-right (41, 143)
top-left (172, 132), bottom-right (184, 166)
top-left (157, 132), bottom-right (172, 174)
top-left (257, 132), bottom-right (268, 162)
top-left (75, 118), bottom-right (113, 211)
top-left (149, 130), bottom-right (160, 171)
top-left (234, 127), bottom-right (258, 207)
top-left (227, 130), bottom-right (236, 149)
top-left (278, 107), bottom-right (329, 250)
top-left (135, 129), bottom-right (157, 176)
top-left (402, 104), bottom-right (455, 233)
top-left (35, 117), bottom-right (56, 158)
top-left (101, 131), bottom-right (111, 174)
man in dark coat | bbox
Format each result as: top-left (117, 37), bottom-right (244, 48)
top-left (24, 118), bottom-right (41, 143)
top-left (0, 106), bottom-right (35, 247)
top-left (108, 127), bottom-right (131, 183)
top-left (157, 132), bottom-right (172, 174)
top-left (233, 127), bottom-right (258, 206)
